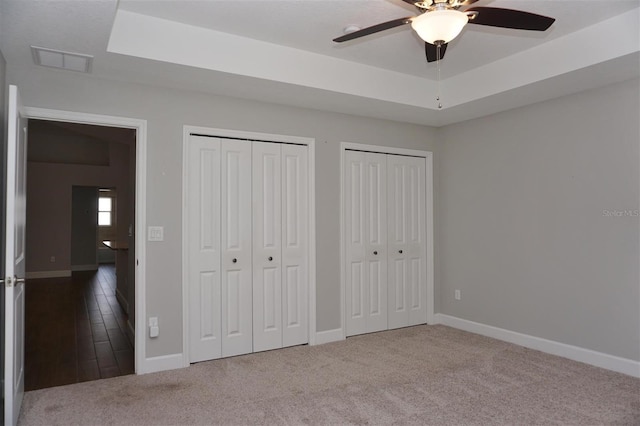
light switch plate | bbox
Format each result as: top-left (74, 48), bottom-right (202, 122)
top-left (148, 226), bottom-right (164, 241)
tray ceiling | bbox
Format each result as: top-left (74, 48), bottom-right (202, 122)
top-left (2, 0), bottom-right (639, 126)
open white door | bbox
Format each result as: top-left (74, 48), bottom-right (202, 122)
top-left (4, 85), bottom-right (27, 426)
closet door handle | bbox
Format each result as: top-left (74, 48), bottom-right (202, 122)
top-left (398, 250), bottom-right (403, 254)
top-left (268, 256), bottom-right (273, 261)
top-left (373, 251), bottom-right (378, 255)
top-left (232, 258), bottom-right (237, 263)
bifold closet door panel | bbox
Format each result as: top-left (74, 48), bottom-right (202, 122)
top-left (364, 152), bottom-right (388, 333)
top-left (188, 135), bottom-right (222, 362)
top-left (252, 142), bottom-right (283, 352)
top-left (281, 144), bottom-right (309, 347)
top-left (345, 151), bottom-right (388, 336)
top-left (387, 155), bottom-right (427, 329)
top-left (405, 156), bottom-right (427, 326)
top-left (221, 139), bottom-right (253, 358)
top-left (345, 151), bottom-right (366, 336)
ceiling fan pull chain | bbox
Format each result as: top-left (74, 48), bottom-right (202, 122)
top-left (437, 43), bottom-right (443, 109)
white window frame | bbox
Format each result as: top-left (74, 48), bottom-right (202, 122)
top-left (98, 193), bottom-right (115, 227)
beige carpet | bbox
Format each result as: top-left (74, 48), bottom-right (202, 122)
top-left (19, 325), bottom-right (640, 425)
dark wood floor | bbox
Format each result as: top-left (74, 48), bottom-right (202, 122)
top-left (25, 264), bottom-right (134, 391)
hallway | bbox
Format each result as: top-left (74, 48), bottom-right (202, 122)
top-left (25, 265), bottom-right (134, 391)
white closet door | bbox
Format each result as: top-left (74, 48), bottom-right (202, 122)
top-left (345, 151), bottom-right (387, 336)
top-left (252, 142), bottom-right (283, 352)
top-left (345, 151), bottom-right (367, 336)
top-left (364, 152), bottom-right (388, 333)
top-left (221, 139), bottom-right (253, 357)
top-left (281, 144), bottom-right (309, 347)
top-left (387, 155), bottom-right (426, 329)
top-left (188, 135), bottom-right (222, 362)
top-left (405, 156), bottom-right (427, 326)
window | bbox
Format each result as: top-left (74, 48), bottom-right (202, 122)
top-left (98, 188), bottom-right (117, 245)
top-left (98, 196), bottom-right (113, 226)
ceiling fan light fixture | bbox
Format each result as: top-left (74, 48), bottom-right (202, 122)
top-left (411, 9), bottom-right (468, 44)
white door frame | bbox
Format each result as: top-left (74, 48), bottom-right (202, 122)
top-left (340, 142), bottom-right (434, 338)
top-left (23, 107), bottom-right (148, 374)
top-left (181, 125), bottom-right (317, 366)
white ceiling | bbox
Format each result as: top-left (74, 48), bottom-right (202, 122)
top-left (115, 0), bottom-right (637, 79)
top-left (1, 0), bottom-right (639, 126)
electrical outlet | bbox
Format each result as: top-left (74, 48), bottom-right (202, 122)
top-left (455, 289), bottom-right (461, 300)
top-left (148, 226), bottom-right (164, 242)
top-left (149, 317), bottom-right (159, 338)
top-left (50, 256), bottom-right (56, 263)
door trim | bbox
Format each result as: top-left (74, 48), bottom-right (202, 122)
top-left (340, 142), bottom-right (434, 338)
top-left (181, 125), bottom-right (317, 366)
top-left (23, 107), bottom-right (148, 374)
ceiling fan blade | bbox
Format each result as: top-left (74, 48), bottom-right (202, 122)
top-left (466, 7), bottom-right (555, 31)
top-left (333, 17), bottom-right (413, 42)
top-left (425, 42), bottom-right (447, 63)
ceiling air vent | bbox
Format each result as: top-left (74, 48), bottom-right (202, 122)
top-left (31, 46), bottom-right (93, 73)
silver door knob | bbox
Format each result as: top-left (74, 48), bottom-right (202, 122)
top-left (4, 276), bottom-right (25, 287)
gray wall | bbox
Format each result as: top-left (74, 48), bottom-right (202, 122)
top-left (27, 139), bottom-right (131, 275)
top-left (438, 78), bottom-right (640, 361)
top-left (71, 186), bottom-right (98, 268)
top-left (0, 50), bottom-right (6, 278)
top-left (8, 67), bottom-right (440, 358)
top-left (8, 61), bottom-right (637, 364)
top-left (127, 140), bottom-right (136, 336)
top-left (0, 46), bottom-right (7, 424)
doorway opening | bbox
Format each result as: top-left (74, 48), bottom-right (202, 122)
top-left (24, 119), bottom-right (136, 389)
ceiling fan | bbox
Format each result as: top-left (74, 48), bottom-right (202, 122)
top-left (333, 0), bottom-right (556, 62)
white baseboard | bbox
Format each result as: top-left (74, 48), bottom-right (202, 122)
top-left (434, 313), bottom-right (640, 378)
top-left (312, 328), bottom-right (345, 345)
top-left (71, 264), bottom-right (98, 272)
top-left (25, 270), bottom-right (71, 279)
top-left (137, 353), bottom-right (185, 375)
top-left (115, 288), bottom-right (129, 314)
